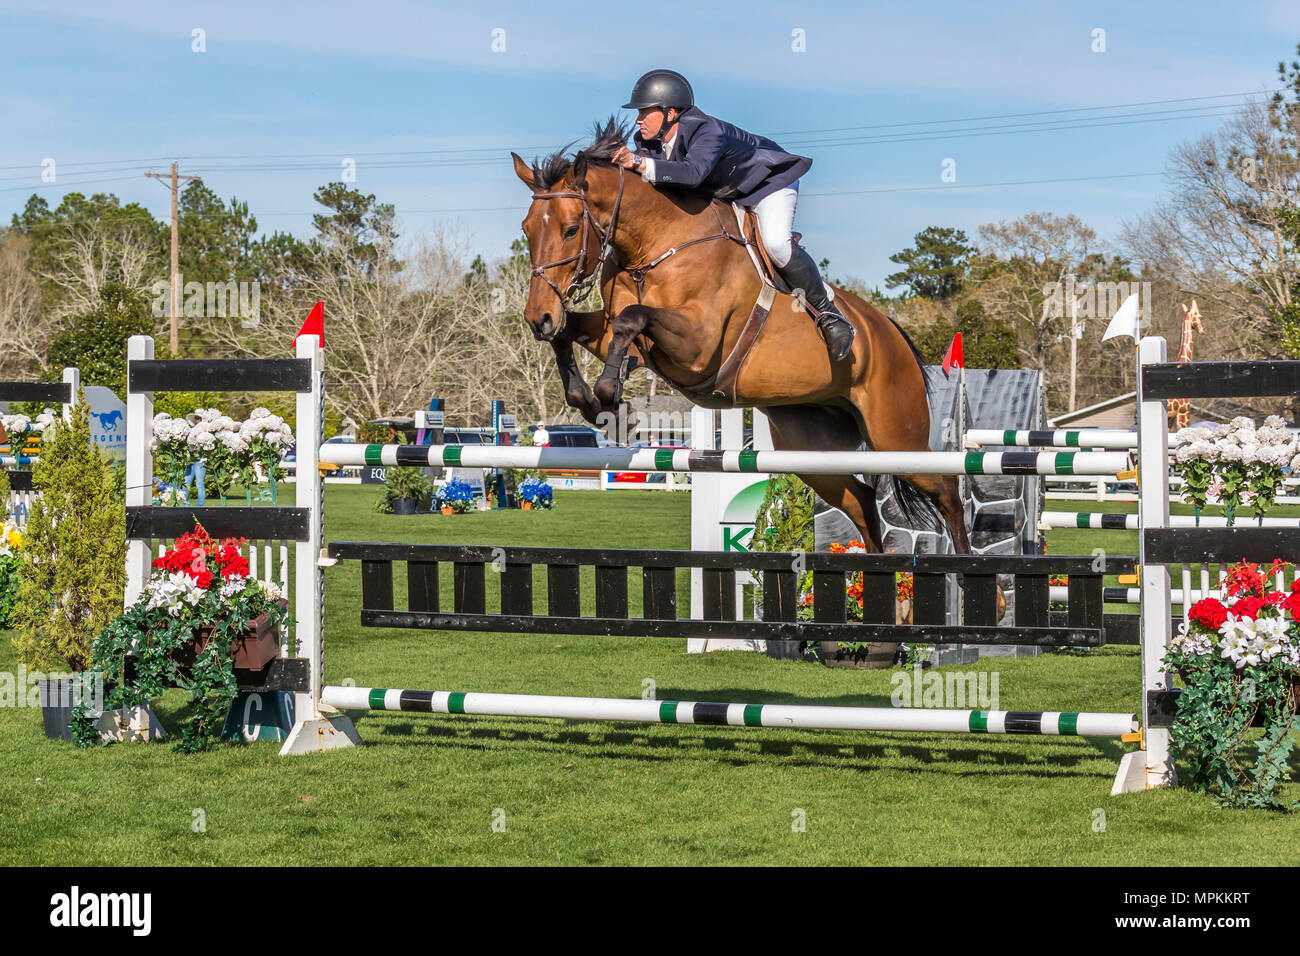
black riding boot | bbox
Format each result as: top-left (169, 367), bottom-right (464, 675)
top-left (778, 244), bottom-right (855, 361)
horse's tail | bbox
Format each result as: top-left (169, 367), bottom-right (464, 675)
top-left (889, 475), bottom-right (943, 530)
top-left (885, 315), bottom-right (948, 531)
top-left (888, 317), bottom-right (931, 398)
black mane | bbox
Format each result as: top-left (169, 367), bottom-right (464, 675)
top-left (531, 116), bottom-right (633, 190)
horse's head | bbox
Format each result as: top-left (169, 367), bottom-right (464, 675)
top-left (513, 119), bottom-right (632, 342)
top-left (513, 153), bottom-right (590, 341)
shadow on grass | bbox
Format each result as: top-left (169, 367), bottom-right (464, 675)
top-left (343, 709), bottom-right (1128, 782)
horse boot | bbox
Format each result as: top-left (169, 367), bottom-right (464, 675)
top-left (779, 244), bottom-right (855, 361)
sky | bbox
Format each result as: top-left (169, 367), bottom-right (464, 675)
top-left (1, 0), bottom-right (1296, 288)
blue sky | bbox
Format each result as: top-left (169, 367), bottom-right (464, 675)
top-left (1, 0), bottom-right (1296, 287)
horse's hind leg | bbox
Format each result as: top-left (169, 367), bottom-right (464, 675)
top-left (765, 404), bottom-right (884, 552)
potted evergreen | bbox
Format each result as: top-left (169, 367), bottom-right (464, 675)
top-left (8, 394), bottom-right (134, 740)
top-left (377, 467), bottom-right (433, 515)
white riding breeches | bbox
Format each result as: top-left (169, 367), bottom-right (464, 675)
top-left (745, 183), bottom-right (799, 268)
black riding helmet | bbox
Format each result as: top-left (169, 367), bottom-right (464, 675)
top-left (622, 69), bottom-right (694, 110)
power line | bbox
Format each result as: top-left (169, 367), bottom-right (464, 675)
top-left (0, 88), bottom-right (1276, 181)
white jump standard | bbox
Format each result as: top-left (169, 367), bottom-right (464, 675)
top-left (322, 687), bottom-right (1138, 737)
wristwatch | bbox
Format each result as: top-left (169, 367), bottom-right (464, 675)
top-left (633, 155), bottom-right (644, 172)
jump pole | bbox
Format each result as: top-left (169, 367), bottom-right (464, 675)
top-left (322, 686), bottom-right (1138, 737)
top-left (321, 443), bottom-right (1130, 477)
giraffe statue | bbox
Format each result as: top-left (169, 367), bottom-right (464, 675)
top-left (1167, 300), bottom-right (1203, 431)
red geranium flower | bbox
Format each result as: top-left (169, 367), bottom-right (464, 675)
top-left (1229, 595), bottom-right (1265, 620)
top-left (1187, 598), bottom-right (1227, 630)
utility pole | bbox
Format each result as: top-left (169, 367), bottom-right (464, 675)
top-left (1067, 274), bottom-right (1081, 412)
top-left (145, 162), bottom-right (201, 356)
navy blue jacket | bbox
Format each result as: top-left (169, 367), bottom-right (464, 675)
top-left (633, 106), bottom-right (811, 204)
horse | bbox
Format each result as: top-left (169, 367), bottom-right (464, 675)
top-left (511, 120), bottom-right (970, 555)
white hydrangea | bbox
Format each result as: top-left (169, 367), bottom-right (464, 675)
top-left (220, 431), bottom-right (250, 453)
top-left (1, 414), bottom-right (31, 433)
top-left (259, 579), bottom-right (285, 601)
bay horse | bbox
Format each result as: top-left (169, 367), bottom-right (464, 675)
top-left (511, 121), bottom-right (970, 555)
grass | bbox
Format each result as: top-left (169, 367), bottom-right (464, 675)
top-left (1, 487), bottom-right (1298, 865)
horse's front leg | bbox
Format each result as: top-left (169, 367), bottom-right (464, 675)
top-left (593, 305), bottom-right (651, 408)
top-left (551, 334), bottom-right (604, 425)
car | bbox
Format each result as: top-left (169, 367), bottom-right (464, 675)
top-left (529, 424), bottom-right (601, 448)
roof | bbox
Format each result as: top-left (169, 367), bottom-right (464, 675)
top-left (1047, 392), bottom-right (1136, 427)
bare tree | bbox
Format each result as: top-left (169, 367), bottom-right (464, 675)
top-left (973, 212), bottom-right (1099, 403)
top-left (1121, 97), bottom-right (1300, 359)
top-left (0, 232), bottom-right (52, 378)
top-left (35, 220), bottom-right (158, 323)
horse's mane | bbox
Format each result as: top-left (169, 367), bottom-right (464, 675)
top-left (531, 116), bottom-right (634, 190)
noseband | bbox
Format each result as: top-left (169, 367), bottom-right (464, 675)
top-left (528, 167), bottom-right (627, 332)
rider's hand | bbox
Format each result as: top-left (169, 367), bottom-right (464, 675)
top-left (611, 146), bottom-right (638, 169)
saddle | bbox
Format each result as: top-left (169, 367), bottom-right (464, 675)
top-left (630, 204), bottom-right (805, 405)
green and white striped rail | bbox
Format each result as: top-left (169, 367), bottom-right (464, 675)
top-left (1040, 511), bottom-right (1300, 531)
top-left (322, 686), bottom-right (1138, 737)
top-left (320, 443), bottom-right (1131, 477)
top-left (966, 429), bottom-right (1138, 450)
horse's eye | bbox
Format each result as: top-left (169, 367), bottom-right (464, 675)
top-left (563, 224), bottom-right (579, 239)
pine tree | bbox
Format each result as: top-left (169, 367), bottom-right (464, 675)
top-left (10, 392), bottom-right (126, 672)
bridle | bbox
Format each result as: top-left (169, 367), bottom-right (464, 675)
top-left (528, 161), bottom-right (763, 329)
top-left (528, 167), bottom-right (628, 336)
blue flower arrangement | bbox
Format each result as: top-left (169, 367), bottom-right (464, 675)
top-left (436, 477), bottom-right (476, 513)
top-left (518, 477), bottom-right (554, 509)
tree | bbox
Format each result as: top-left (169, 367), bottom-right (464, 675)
top-left (886, 227), bottom-right (974, 300)
top-left (9, 191), bottom-right (164, 323)
top-left (46, 284), bottom-right (153, 400)
top-left (1122, 79), bottom-right (1300, 360)
top-left (0, 231), bottom-right (51, 380)
top-left (177, 179), bottom-right (261, 286)
top-left (910, 297), bottom-right (1018, 369)
top-left (10, 392), bottom-right (126, 672)
top-left (311, 182), bottom-right (397, 279)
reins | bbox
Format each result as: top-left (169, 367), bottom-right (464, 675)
top-left (528, 164), bottom-right (759, 312)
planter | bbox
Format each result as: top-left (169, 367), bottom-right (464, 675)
top-left (819, 640), bottom-right (899, 669)
top-left (38, 677), bottom-right (83, 740)
top-left (819, 598), bottom-right (910, 669)
top-left (440, 506), bottom-right (455, 515)
top-left (169, 603), bottom-right (285, 672)
top-left (391, 497), bottom-right (417, 515)
top-left (38, 678), bottom-right (163, 742)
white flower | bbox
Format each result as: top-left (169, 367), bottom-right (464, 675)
top-left (251, 407), bottom-right (271, 419)
top-left (260, 579), bottom-right (285, 601)
top-left (220, 432), bottom-right (249, 453)
top-left (219, 574), bottom-right (251, 600)
top-left (144, 571), bottom-right (205, 617)
top-left (1265, 415), bottom-right (1287, 429)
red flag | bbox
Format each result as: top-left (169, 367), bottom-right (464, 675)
top-left (941, 332), bottom-right (963, 377)
top-left (295, 301), bottom-right (324, 348)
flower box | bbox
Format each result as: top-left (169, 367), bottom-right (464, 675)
top-left (168, 601), bottom-right (286, 672)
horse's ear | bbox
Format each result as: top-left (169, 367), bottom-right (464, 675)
top-left (511, 152), bottom-right (536, 189)
top-left (571, 152), bottom-right (589, 190)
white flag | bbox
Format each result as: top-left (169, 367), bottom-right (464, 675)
top-left (1102, 293), bottom-right (1141, 342)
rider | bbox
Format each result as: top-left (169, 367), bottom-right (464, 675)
top-left (610, 68), bottom-right (855, 361)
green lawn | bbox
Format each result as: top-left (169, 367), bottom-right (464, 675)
top-left (1, 488), bottom-right (1298, 866)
